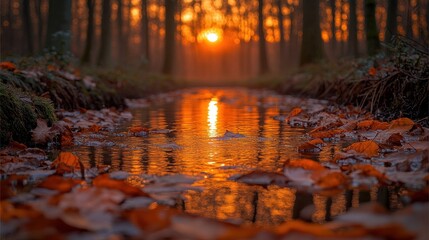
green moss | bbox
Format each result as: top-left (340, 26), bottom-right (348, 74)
top-left (0, 82), bottom-right (56, 146)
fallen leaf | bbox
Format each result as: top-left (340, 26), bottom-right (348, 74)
top-left (289, 107), bottom-right (303, 118)
top-left (310, 129), bottom-right (345, 139)
top-left (315, 172), bottom-right (349, 189)
top-left (31, 119), bottom-right (53, 144)
top-left (128, 205), bottom-right (177, 232)
top-left (0, 61), bottom-right (16, 71)
top-left (345, 141), bottom-right (379, 158)
top-left (0, 201), bottom-right (41, 222)
top-left (285, 159), bottom-right (325, 171)
top-left (38, 175), bottom-right (82, 193)
top-left (93, 174), bottom-right (149, 197)
top-left (389, 118), bottom-right (414, 131)
top-left (129, 126), bottom-right (149, 133)
top-left (51, 152), bottom-right (82, 175)
top-left (284, 159), bottom-right (325, 186)
top-left (386, 133), bottom-right (403, 146)
top-left (357, 120), bottom-right (389, 130)
top-left (368, 67), bottom-right (377, 76)
top-left (298, 142), bottom-right (321, 153)
top-left (352, 165), bottom-right (385, 182)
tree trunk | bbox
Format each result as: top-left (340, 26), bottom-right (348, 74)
top-left (258, 0), bottom-right (269, 75)
top-left (348, 0), bottom-right (358, 57)
top-left (45, 0), bottom-right (72, 52)
top-left (97, 0), bottom-right (112, 66)
top-left (22, 0), bottom-right (34, 55)
top-left (406, 0), bottom-right (413, 39)
top-left (364, 0), bottom-right (380, 56)
top-left (117, 0), bottom-right (124, 64)
top-left (385, 0), bottom-right (397, 44)
top-left (34, 0), bottom-right (44, 52)
top-left (300, 0), bottom-right (324, 66)
top-left (81, 0), bottom-right (95, 65)
top-left (330, 0), bottom-right (336, 54)
top-left (276, 0), bottom-right (286, 73)
top-left (162, 0), bottom-right (177, 75)
top-left (141, 0), bottom-right (150, 63)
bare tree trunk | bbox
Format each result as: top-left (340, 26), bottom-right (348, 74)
top-left (385, 0), bottom-right (398, 44)
top-left (81, 0), bottom-right (95, 65)
top-left (162, 0), bottom-right (177, 75)
top-left (117, 0), bottom-right (124, 64)
top-left (35, 0), bottom-right (44, 52)
top-left (45, 0), bottom-right (72, 52)
top-left (364, 0), bottom-right (380, 56)
top-left (258, 0), bottom-right (269, 75)
top-left (330, 0), bottom-right (336, 55)
top-left (22, 0), bottom-right (34, 55)
top-left (97, 0), bottom-right (112, 66)
top-left (276, 0), bottom-right (286, 73)
top-left (406, 0), bottom-right (413, 38)
top-left (300, 0), bottom-right (324, 65)
top-left (348, 0), bottom-right (358, 57)
top-left (141, 0), bottom-right (150, 63)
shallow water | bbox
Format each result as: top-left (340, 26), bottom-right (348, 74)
top-left (69, 88), bottom-right (402, 225)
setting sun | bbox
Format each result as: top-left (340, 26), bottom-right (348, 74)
top-left (206, 32), bottom-right (219, 43)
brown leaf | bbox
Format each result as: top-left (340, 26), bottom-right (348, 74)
top-left (387, 133), bottom-right (403, 146)
top-left (31, 119), bottom-right (53, 144)
top-left (93, 174), bottom-right (149, 197)
top-left (298, 142), bottom-right (321, 153)
top-left (315, 172), bottom-right (349, 189)
top-left (51, 152), bottom-right (82, 175)
top-left (129, 126), bottom-right (149, 133)
top-left (285, 159), bottom-right (325, 171)
top-left (38, 175), bottom-right (82, 193)
top-left (345, 141), bottom-right (379, 158)
top-left (357, 120), bottom-right (389, 130)
top-left (389, 118), bottom-right (414, 131)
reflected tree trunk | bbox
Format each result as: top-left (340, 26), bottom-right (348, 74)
top-left (21, 0), bottom-right (34, 55)
top-left (385, 0), bottom-right (398, 44)
top-left (364, 0), bottom-right (380, 56)
top-left (257, 0), bottom-right (269, 75)
top-left (97, 0), bottom-right (112, 66)
top-left (162, 0), bottom-right (177, 75)
top-left (300, 0), bottom-right (324, 66)
top-left (81, 0), bottom-right (94, 65)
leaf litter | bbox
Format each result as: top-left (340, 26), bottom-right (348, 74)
top-left (1, 91), bottom-right (429, 239)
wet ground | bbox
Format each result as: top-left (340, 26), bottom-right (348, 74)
top-left (68, 88), bottom-right (403, 225)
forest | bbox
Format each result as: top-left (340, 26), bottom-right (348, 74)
top-left (1, 0), bottom-right (429, 239)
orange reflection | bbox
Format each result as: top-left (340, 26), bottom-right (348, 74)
top-left (208, 97), bottom-right (218, 137)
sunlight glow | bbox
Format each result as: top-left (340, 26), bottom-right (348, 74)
top-left (206, 32), bottom-right (219, 43)
top-left (208, 97), bottom-right (218, 137)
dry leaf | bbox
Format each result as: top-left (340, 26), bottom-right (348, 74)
top-left (289, 107), bottom-right (302, 118)
top-left (93, 174), bottom-right (149, 197)
top-left (389, 118), bottom-right (414, 130)
top-left (38, 175), bottom-right (82, 193)
top-left (298, 142), bottom-right (321, 153)
top-left (31, 119), bottom-right (53, 144)
top-left (285, 159), bottom-right (325, 170)
top-left (315, 172), bottom-right (349, 189)
top-left (128, 205), bottom-right (177, 232)
top-left (352, 164), bottom-right (385, 181)
top-left (51, 152), bottom-right (82, 175)
top-left (387, 133), bottom-right (403, 146)
top-left (357, 120), bottom-right (389, 130)
top-left (0, 61), bottom-right (16, 71)
top-left (345, 141), bottom-right (379, 158)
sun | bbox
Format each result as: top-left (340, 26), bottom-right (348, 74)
top-left (206, 32), bottom-right (219, 43)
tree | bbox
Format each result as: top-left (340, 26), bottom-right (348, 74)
top-left (117, 0), bottom-right (125, 64)
top-left (364, 0), bottom-right (380, 56)
top-left (300, 0), bottom-right (324, 66)
top-left (34, 0), bottom-right (44, 51)
top-left (21, 0), bottom-right (34, 55)
top-left (385, 0), bottom-right (398, 44)
top-left (97, 0), bottom-right (112, 66)
top-left (141, 0), bottom-right (150, 63)
top-left (81, 0), bottom-right (95, 65)
top-left (276, 0), bottom-right (286, 72)
top-left (162, 0), bottom-right (177, 75)
top-left (348, 0), bottom-right (358, 57)
top-left (45, 0), bottom-right (72, 52)
top-left (257, 0), bottom-right (269, 75)
top-left (329, 0), bottom-right (336, 52)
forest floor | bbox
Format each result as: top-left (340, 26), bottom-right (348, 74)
top-left (1, 38), bottom-right (428, 239)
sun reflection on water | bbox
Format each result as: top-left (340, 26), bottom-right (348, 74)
top-left (208, 97), bottom-right (218, 138)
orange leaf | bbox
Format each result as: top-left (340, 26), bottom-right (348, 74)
top-left (368, 67), bottom-right (377, 76)
top-left (315, 172), bottom-right (349, 189)
top-left (0, 201), bottom-right (41, 222)
top-left (352, 164), bottom-right (385, 181)
top-left (310, 129), bottom-right (345, 139)
top-left (51, 152), bottom-right (81, 174)
top-left (0, 61), bottom-right (16, 71)
top-left (309, 138), bottom-right (324, 147)
top-left (357, 120), bottom-right (389, 130)
top-left (289, 107), bottom-right (302, 118)
top-left (345, 141), bottom-right (379, 158)
top-left (285, 159), bottom-right (325, 171)
top-left (129, 126), bottom-right (149, 133)
top-left (298, 142), bottom-right (321, 153)
top-left (93, 174), bottom-right (149, 197)
top-left (128, 205), bottom-right (177, 232)
top-left (38, 175), bottom-right (82, 193)
top-left (389, 118), bottom-right (414, 130)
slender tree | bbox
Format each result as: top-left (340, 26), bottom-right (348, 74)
top-left (364, 0), bottom-right (380, 56)
top-left (45, 0), bottom-right (72, 51)
top-left (385, 0), bottom-right (398, 44)
top-left (162, 0), bottom-right (177, 75)
top-left (348, 0), bottom-right (358, 57)
top-left (276, 0), bottom-right (286, 72)
top-left (300, 0), bottom-right (324, 65)
top-left (81, 0), bottom-right (95, 64)
top-left (97, 0), bottom-right (112, 66)
top-left (406, 0), bottom-right (413, 39)
top-left (34, 0), bottom-right (44, 51)
top-left (117, 0), bottom-right (124, 64)
top-left (330, 0), bottom-right (336, 52)
top-left (257, 0), bottom-right (269, 74)
top-left (141, 0), bottom-right (150, 62)
top-left (21, 0), bottom-right (34, 54)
